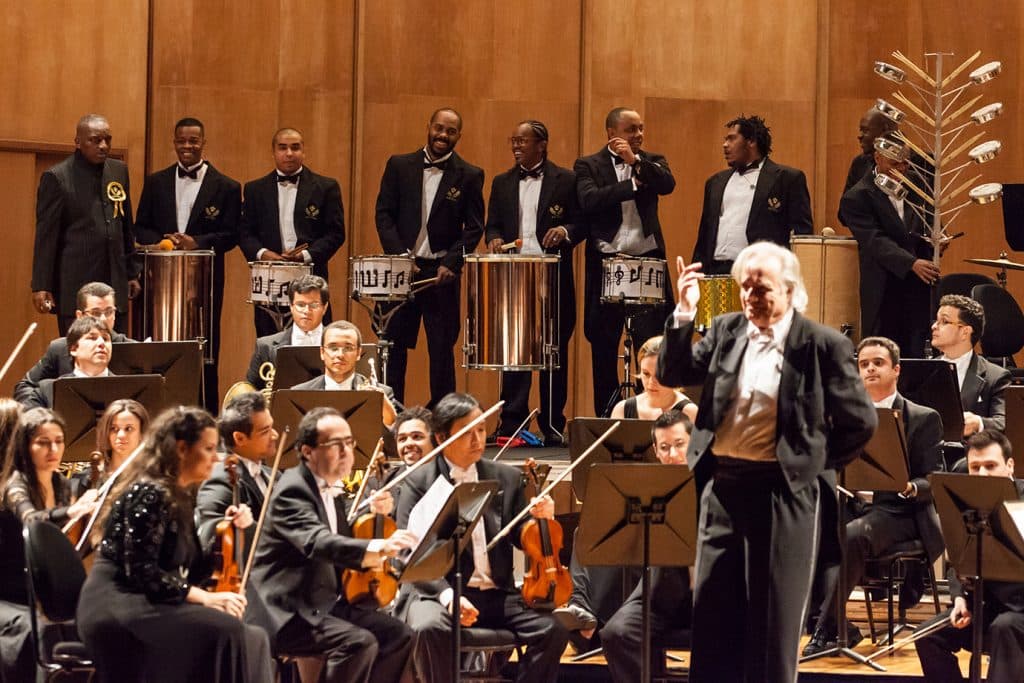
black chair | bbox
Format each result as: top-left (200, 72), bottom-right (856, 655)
top-left (23, 519), bottom-right (95, 681)
top-left (971, 284), bottom-right (1024, 380)
top-left (936, 273), bottom-right (995, 305)
top-left (860, 539), bottom-right (942, 649)
top-left (460, 627), bottom-right (521, 683)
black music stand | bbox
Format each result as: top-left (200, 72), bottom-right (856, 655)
top-left (930, 473), bottom-right (1024, 683)
top-left (53, 375), bottom-right (165, 462)
top-left (568, 418), bottom-right (656, 502)
top-left (110, 341), bottom-right (202, 407)
top-left (1000, 183), bottom-right (1024, 252)
top-left (801, 408), bottom-right (909, 671)
top-left (576, 464), bottom-right (696, 683)
top-left (397, 480), bottom-right (498, 683)
top-left (270, 390), bottom-right (383, 469)
top-left (274, 346), bottom-right (378, 391)
top-left (897, 359), bottom-right (965, 443)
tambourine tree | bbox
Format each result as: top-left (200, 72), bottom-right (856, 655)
top-left (871, 51), bottom-right (1005, 269)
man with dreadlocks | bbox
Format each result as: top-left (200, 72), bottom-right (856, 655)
top-left (485, 120), bottom-right (581, 446)
top-left (691, 114), bottom-right (812, 275)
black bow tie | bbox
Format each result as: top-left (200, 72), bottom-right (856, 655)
top-left (320, 483), bottom-right (346, 498)
top-left (611, 155), bottom-right (627, 166)
top-left (277, 173), bottom-right (299, 184)
top-left (423, 159), bottom-right (448, 171)
top-left (519, 167), bottom-right (543, 180)
top-left (177, 165), bottom-right (199, 179)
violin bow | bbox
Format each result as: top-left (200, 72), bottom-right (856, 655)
top-left (0, 322), bottom-right (37, 383)
top-left (346, 437), bottom-right (385, 525)
top-left (491, 408), bottom-right (539, 462)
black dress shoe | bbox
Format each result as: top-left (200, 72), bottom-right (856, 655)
top-left (801, 628), bottom-right (836, 657)
top-left (543, 432), bottom-right (567, 448)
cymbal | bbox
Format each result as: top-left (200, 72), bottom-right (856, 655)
top-left (964, 256), bottom-right (1024, 271)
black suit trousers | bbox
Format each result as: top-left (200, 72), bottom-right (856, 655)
top-left (690, 463), bottom-right (820, 683)
top-left (383, 259), bottom-right (460, 407)
top-left (273, 601), bottom-right (413, 683)
top-left (405, 587), bottom-right (567, 683)
top-left (916, 607), bottom-right (1024, 683)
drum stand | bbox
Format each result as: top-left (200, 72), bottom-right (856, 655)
top-left (602, 307), bottom-right (644, 417)
top-left (255, 303), bottom-right (292, 332)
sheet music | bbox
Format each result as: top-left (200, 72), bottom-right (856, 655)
top-left (407, 476), bottom-right (453, 542)
top-left (1006, 501), bottom-right (1024, 536)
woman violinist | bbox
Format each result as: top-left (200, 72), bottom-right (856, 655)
top-left (70, 399), bottom-right (150, 498)
top-left (76, 406), bottom-right (273, 683)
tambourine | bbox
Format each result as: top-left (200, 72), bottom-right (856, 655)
top-left (968, 140), bottom-right (1001, 164)
top-left (969, 61), bottom-right (1001, 85)
top-left (874, 173), bottom-right (908, 201)
top-left (971, 103), bottom-right (1003, 125)
top-left (969, 183), bottom-right (1003, 205)
top-left (873, 61), bottom-right (907, 83)
top-left (874, 137), bottom-right (909, 162)
top-left (875, 99), bottom-right (906, 123)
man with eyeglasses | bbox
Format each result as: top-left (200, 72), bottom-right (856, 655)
top-left (239, 127), bottom-right (345, 337)
top-left (485, 120), bottom-right (580, 446)
top-left (292, 320), bottom-right (401, 427)
top-left (246, 406), bottom-right (417, 683)
top-left (14, 282), bottom-right (134, 404)
top-left (600, 410), bottom-right (694, 682)
top-left (930, 294), bottom-right (1010, 437)
top-left (374, 108), bottom-right (485, 408)
top-left (246, 274), bottom-right (330, 392)
top-left (196, 391), bottom-right (279, 560)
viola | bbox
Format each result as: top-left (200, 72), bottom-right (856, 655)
top-left (209, 455), bottom-right (242, 593)
top-left (64, 451), bottom-right (102, 550)
top-left (519, 458), bottom-right (572, 609)
top-left (342, 442), bottom-right (400, 607)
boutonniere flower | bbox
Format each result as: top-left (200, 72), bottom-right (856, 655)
top-left (203, 205), bottom-right (220, 220)
top-left (767, 197), bottom-right (782, 212)
top-left (305, 204), bottom-right (320, 219)
top-left (549, 204), bottom-right (564, 219)
top-left (446, 187), bottom-right (461, 202)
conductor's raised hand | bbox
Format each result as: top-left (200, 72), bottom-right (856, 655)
top-left (675, 256), bottom-right (704, 314)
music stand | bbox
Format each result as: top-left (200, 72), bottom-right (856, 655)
top-left (568, 418), bottom-right (656, 502)
top-left (897, 359), bottom-right (965, 442)
top-left (1003, 387), bottom-right (1024, 462)
top-left (53, 375), bottom-right (165, 462)
top-left (270, 390), bottom-right (383, 469)
top-left (110, 341), bottom-right (202, 407)
top-left (273, 345), bottom-right (380, 391)
top-left (801, 408), bottom-right (909, 671)
top-left (930, 473), bottom-right (1024, 683)
top-left (396, 481), bottom-right (498, 683)
top-left (1000, 182), bottom-right (1024, 252)
top-left (576, 464), bottom-right (696, 683)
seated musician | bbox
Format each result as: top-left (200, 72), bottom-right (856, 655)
top-left (73, 398), bottom-right (151, 496)
top-left (14, 281), bottom-right (133, 403)
top-left (291, 320), bottom-right (400, 427)
top-left (803, 336), bottom-right (944, 655)
top-left (931, 295), bottom-right (1011, 437)
top-left (395, 392), bottom-right (569, 683)
top-left (246, 274), bottom-right (330, 392)
top-left (196, 392), bottom-right (279, 559)
top-left (77, 406), bottom-right (272, 683)
top-left (245, 406), bottom-right (417, 683)
top-left (915, 429), bottom-right (1024, 683)
top-left (362, 406), bottom-right (433, 514)
top-left (0, 408), bottom-right (99, 681)
top-left (601, 409), bottom-right (694, 682)
top-left (609, 335), bottom-right (698, 422)
top-left (22, 315), bottom-right (114, 409)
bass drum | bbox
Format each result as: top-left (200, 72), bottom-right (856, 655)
top-left (464, 254), bottom-right (560, 371)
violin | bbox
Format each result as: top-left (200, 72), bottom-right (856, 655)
top-left (209, 455), bottom-right (242, 593)
top-left (519, 458), bottom-right (572, 609)
top-left (342, 441), bottom-right (400, 607)
top-left (64, 451), bottom-right (103, 550)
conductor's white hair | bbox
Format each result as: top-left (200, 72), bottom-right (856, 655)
top-left (731, 241), bottom-right (808, 313)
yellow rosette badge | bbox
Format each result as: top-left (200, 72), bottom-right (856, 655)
top-left (107, 181), bottom-right (127, 218)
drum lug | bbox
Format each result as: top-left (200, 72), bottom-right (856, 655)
top-left (544, 344), bottom-right (559, 366)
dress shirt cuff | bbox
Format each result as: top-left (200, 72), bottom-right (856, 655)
top-left (361, 539), bottom-right (385, 569)
top-left (439, 587), bottom-right (454, 609)
top-left (301, 249), bottom-right (312, 264)
top-left (671, 303), bottom-right (696, 328)
top-left (256, 248), bottom-right (268, 260)
top-left (631, 177), bottom-right (638, 192)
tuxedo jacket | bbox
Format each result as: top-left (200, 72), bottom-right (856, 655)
top-left (394, 456), bottom-right (528, 618)
top-left (238, 167), bottom-right (345, 280)
top-left (485, 159), bottom-right (581, 329)
top-left (32, 152), bottom-right (140, 317)
top-left (873, 394), bottom-right (945, 560)
top-left (961, 353), bottom-right (1011, 432)
top-left (375, 150), bottom-right (485, 273)
top-left (657, 312), bottom-right (877, 493)
top-left (245, 461), bottom-right (371, 641)
top-left (840, 174), bottom-right (931, 336)
top-left (13, 332), bottom-right (132, 403)
top-left (195, 457), bottom-right (275, 559)
top-left (246, 326), bottom-right (293, 389)
top-left (574, 147), bottom-right (675, 254)
top-left (691, 157), bottom-right (813, 266)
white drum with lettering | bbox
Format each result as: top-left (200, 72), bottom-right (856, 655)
top-left (248, 261), bottom-right (312, 306)
top-left (351, 255), bottom-right (415, 302)
top-left (600, 256), bottom-right (666, 305)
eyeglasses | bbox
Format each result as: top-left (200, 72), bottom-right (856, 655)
top-left (508, 136), bottom-right (539, 146)
top-left (84, 307), bottom-right (116, 318)
top-left (317, 436), bottom-right (357, 451)
top-left (932, 318), bottom-right (966, 328)
top-left (292, 301), bottom-right (323, 311)
top-left (323, 344), bottom-right (359, 355)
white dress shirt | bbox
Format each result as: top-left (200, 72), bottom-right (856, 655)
top-left (324, 373), bottom-right (356, 391)
top-left (73, 367), bottom-right (110, 378)
top-left (517, 164), bottom-right (544, 255)
top-left (257, 167), bottom-right (311, 263)
top-left (414, 149), bottom-right (453, 259)
top-left (243, 458), bottom-right (268, 495)
top-left (941, 349), bottom-right (973, 390)
top-left (312, 471), bottom-right (385, 563)
top-left (175, 161), bottom-right (207, 234)
top-left (714, 162), bottom-right (762, 261)
top-left (290, 323), bottom-right (323, 347)
top-left (445, 458), bottom-right (496, 591)
top-left (873, 390), bottom-right (898, 409)
top-left (599, 147), bottom-right (656, 256)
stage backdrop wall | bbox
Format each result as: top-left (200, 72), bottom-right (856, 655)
top-left (3, 1), bottom-right (1021, 418)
